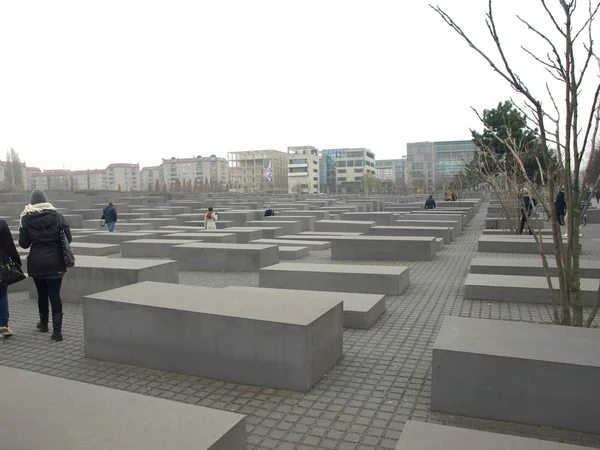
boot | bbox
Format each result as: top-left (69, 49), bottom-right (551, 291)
top-left (37, 313), bottom-right (49, 332)
top-left (51, 313), bottom-right (63, 341)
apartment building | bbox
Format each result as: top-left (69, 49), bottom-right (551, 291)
top-left (320, 148), bottom-right (376, 192)
top-left (71, 170), bottom-right (105, 190)
top-left (159, 155), bottom-right (228, 190)
top-left (228, 149), bottom-right (288, 193)
top-left (141, 166), bottom-right (161, 191)
top-left (0, 161), bottom-right (28, 189)
top-left (25, 167), bottom-right (42, 190)
top-left (375, 158), bottom-right (406, 185)
top-left (31, 170), bottom-right (73, 191)
top-left (104, 163), bottom-right (139, 191)
top-left (287, 146), bottom-right (320, 194)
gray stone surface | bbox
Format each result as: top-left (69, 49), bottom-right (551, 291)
top-left (264, 215), bottom-right (316, 231)
top-left (245, 220), bottom-right (303, 235)
top-left (396, 421), bottom-right (587, 450)
top-left (341, 212), bottom-right (395, 226)
top-left (171, 243), bottom-right (279, 271)
top-left (470, 257), bottom-right (600, 278)
top-left (70, 242), bottom-right (121, 256)
top-left (82, 231), bottom-right (157, 244)
top-left (316, 219), bottom-right (375, 235)
top-left (478, 235), bottom-right (567, 254)
top-left (28, 255), bottom-right (179, 303)
top-left (432, 316), bottom-right (600, 434)
top-left (214, 228), bottom-right (264, 243)
top-left (121, 239), bottom-right (202, 258)
top-left (394, 220), bottom-right (458, 240)
top-left (225, 286), bottom-right (386, 330)
top-left (84, 281), bottom-right (343, 391)
top-left (464, 273), bottom-right (599, 306)
top-left (0, 366), bottom-right (247, 450)
top-left (250, 238), bottom-right (331, 250)
top-left (260, 263), bottom-right (409, 296)
top-left (402, 214), bottom-right (463, 234)
top-left (371, 226), bottom-right (453, 244)
top-left (331, 236), bottom-right (436, 261)
top-left (278, 246), bottom-right (310, 260)
top-left (162, 232), bottom-right (237, 243)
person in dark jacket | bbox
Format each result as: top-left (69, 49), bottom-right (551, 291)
top-left (0, 219), bottom-right (22, 338)
top-left (519, 188), bottom-right (538, 235)
top-left (102, 201), bottom-right (118, 232)
top-left (19, 190), bottom-right (72, 341)
top-left (264, 205), bottom-right (275, 217)
top-left (424, 195), bottom-right (436, 210)
top-left (554, 191), bottom-right (567, 226)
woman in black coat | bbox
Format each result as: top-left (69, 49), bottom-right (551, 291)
top-left (0, 218), bottom-right (22, 338)
top-left (19, 190), bottom-right (72, 341)
top-left (555, 191), bottom-right (567, 226)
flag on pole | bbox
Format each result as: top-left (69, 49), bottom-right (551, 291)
top-left (264, 159), bottom-right (273, 182)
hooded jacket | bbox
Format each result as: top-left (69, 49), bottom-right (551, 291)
top-left (0, 219), bottom-right (22, 266)
top-left (19, 210), bottom-right (72, 279)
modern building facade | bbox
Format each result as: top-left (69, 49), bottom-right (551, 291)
top-left (159, 156), bottom-right (228, 190)
top-left (106, 163), bottom-right (140, 191)
top-left (31, 170), bottom-right (74, 191)
top-left (320, 148), bottom-right (376, 193)
top-left (287, 146), bottom-right (320, 194)
top-left (71, 170), bottom-right (105, 190)
top-left (375, 158), bottom-right (406, 185)
top-left (228, 149), bottom-right (288, 193)
top-left (405, 140), bottom-right (477, 191)
top-left (140, 166), bottom-right (161, 191)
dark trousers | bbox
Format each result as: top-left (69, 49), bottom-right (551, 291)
top-left (34, 278), bottom-right (63, 316)
top-left (520, 214), bottom-right (533, 235)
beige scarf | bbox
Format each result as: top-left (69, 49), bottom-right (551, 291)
top-left (19, 202), bottom-right (56, 227)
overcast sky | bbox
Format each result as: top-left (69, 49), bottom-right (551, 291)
top-left (0, 1), bottom-right (594, 171)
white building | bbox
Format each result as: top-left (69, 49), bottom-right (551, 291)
top-left (287, 146), bottom-right (320, 194)
top-left (71, 170), bottom-right (105, 190)
top-left (160, 156), bottom-right (228, 190)
top-left (141, 166), bottom-right (161, 191)
top-left (105, 163), bottom-right (140, 191)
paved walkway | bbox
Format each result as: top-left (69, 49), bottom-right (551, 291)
top-left (2, 204), bottom-right (600, 449)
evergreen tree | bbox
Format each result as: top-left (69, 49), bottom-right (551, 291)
top-left (154, 179), bottom-right (161, 193)
top-left (148, 182), bottom-right (153, 192)
top-left (10, 148), bottom-right (23, 189)
top-left (4, 150), bottom-right (13, 187)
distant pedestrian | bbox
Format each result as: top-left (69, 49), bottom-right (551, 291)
top-left (0, 218), bottom-right (22, 339)
top-left (102, 201), bottom-right (118, 232)
top-left (519, 188), bottom-right (538, 235)
top-left (451, 192), bottom-right (457, 201)
top-left (19, 190), bottom-right (72, 342)
top-left (444, 191), bottom-right (452, 201)
top-left (424, 195), bottom-right (436, 210)
top-left (264, 205), bottom-right (275, 217)
top-left (204, 207), bottom-right (218, 230)
top-left (595, 189), bottom-right (600, 204)
top-left (554, 191), bottom-right (567, 226)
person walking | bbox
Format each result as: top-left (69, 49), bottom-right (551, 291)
top-left (19, 190), bottom-right (72, 342)
top-left (0, 218), bottom-right (22, 339)
top-left (519, 188), bottom-right (538, 235)
top-left (595, 189), bottom-right (600, 204)
top-left (554, 191), bottom-right (567, 226)
top-left (264, 205), bottom-right (275, 217)
top-left (424, 195), bottom-right (436, 210)
top-left (102, 201), bottom-right (118, 232)
top-left (204, 207), bottom-right (218, 230)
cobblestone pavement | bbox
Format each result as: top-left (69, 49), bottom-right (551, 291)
top-left (2, 204), bottom-right (600, 449)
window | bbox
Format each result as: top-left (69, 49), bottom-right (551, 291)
top-left (355, 176), bottom-right (362, 181)
top-left (347, 151), bottom-right (364, 158)
top-left (337, 169), bottom-right (347, 174)
top-left (313, 160), bottom-right (318, 164)
top-left (338, 177), bottom-right (347, 181)
top-left (366, 151), bottom-right (375, 159)
top-left (427, 162), bottom-right (434, 169)
top-left (407, 155), bottom-right (414, 161)
top-left (337, 160), bottom-right (347, 167)
top-left (347, 160), bottom-right (354, 167)
top-left (289, 167), bottom-right (308, 173)
top-left (425, 154), bottom-right (433, 161)
top-left (289, 158), bottom-right (307, 165)
top-left (313, 168), bottom-right (318, 173)
top-left (412, 163), bottom-right (424, 170)
top-left (428, 171), bottom-right (433, 177)
top-left (354, 160), bottom-right (365, 166)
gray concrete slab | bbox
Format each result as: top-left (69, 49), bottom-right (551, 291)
top-left (394, 220), bottom-right (458, 240)
top-left (371, 225), bottom-right (453, 244)
top-left (121, 239), bottom-right (202, 258)
top-left (432, 316), bottom-right (600, 434)
top-left (0, 366), bottom-right (247, 450)
top-left (259, 263), bottom-right (409, 296)
top-left (477, 235), bottom-right (574, 254)
top-left (470, 257), bottom-right (600, 279)
top-left (245, 220), bottom-right (302, 235)
top-left (315, 219), bottom-right (374, 235)
top-left (224, 286), bottom-right (386, 330)
top-left (396, 421), bottom-right (586, 450)
top-left (84, 281), bottom-right (342, 391)
top-left (465, 273), bottom-right (599, 306)
top-left (171, 243), bottom-right (279, 271)
top-left (216, 228), bottom-right (264, 243)
top-left (331, 236), bottom-right (436, 261)
top-left (264, 215), bottom-right (316, 231)
top-left (341, 212), bottom-right (395, 226)
top-left (162, 232), bottom-right (237, 243)
top-left (278, 246), bottom-right (309, 259)
top-left (251, 238), bottom-right (331, 250)
top-left (70, 242), bottom-right (121, 256)
top-left (80, 232), bottom-right (158, 245)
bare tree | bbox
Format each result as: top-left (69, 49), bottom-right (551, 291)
top-left (431, 0), bottom-right (600, 326)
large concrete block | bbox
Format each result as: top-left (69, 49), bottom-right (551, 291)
top-left (260, 263), bottom-right (409, 295)
top-left (82, 232), bottom-right (157, 244)
top-left (216, 228), bottom-right (264, 243)
top-left (245, 220), bottom-right (302, 235)
top-left (171, 243), bottom-right (279, 271)
top-left (394, 220), bottom-right (457, 240)
top-left (0, 366), bottom-right (247, 450)
top-left (225, 286), bottom-right (386, 329)
top-left (477, 235), bottom-right (572, 254)
top-left (130, 217), bottom-right (180, 229)
top-left (162, 232), bottom-right (237, 243)
top-left (264, 215), bottom-right (316, 231)
top-left (279, 210), bottom-right (331, 220)
top-left (396, 421), bottom-right (586, 450)
top-left (470, 257), bottom-right (600, 279)
top-left (70, 242), bottom-right (121, 256)
top-left (412, 212), bottom-right (466, 228)
top-left (432, 316), bottom-right (600, 434)
top-left (464, 273), bottom-right (599, 306)
top-left (331, 236), bottom-right (436, 261)
top-left (251, 238), bottom-right (331, 250)
top-left (278, 246), bottom-right (309, 259)
top-left (371, 225), bottom-right (453, 244)
top-left (84, 282), bottom-right (342, 391)
top-left (121, 239), bottom-right (202, 258)
top-left (27, 255), bottom-right (178, 303)
top-left (315, 219), bottom-right (374, 235)
top-left (341, 212), bottom-right (395, 226)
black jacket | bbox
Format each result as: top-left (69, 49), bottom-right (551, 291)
top-left (103, 205), bottom-right (118, 223)
top-left (264, 209), bottom-right (275, 217)
top-left (424, 197), bottom-right (436, 209)
top-left (554, 193), bottom-right (567, 216)
top-left (19, 210), bottom-right (72, 279)
top-left (0, 219), bottom-right (22, 266)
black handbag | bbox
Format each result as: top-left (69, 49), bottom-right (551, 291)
top-left (59, 216), bottom-right (75, 268)
top-left (0, 259), bottom-right (26, 286)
